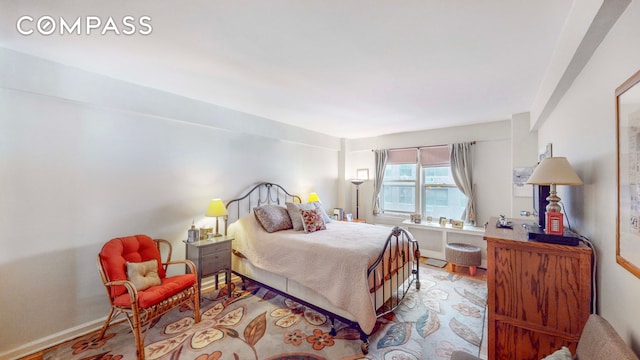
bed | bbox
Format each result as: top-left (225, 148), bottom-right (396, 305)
top-left (224, 182), bottom-right (420, 353)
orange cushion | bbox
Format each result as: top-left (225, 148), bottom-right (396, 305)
top-left (113, 273), bottom-right (196, 308)
top-left (99, 235), bottom-right (166, 299)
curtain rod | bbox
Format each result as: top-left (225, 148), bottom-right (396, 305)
top-left (371, 141), bottom-right (476, 152)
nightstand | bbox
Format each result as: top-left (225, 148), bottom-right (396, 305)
top-left (341, 218), bottom-right (366, 223)
top-left (184, 236), bottom-right (233, 297)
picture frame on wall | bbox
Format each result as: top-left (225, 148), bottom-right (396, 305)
top-left (333, 208), bottom-right (344, 221)
top-left (616, 69), bottom-right (640, 279)
top-left (356, 168), bottom-right (369, 181)
top-left (539, 143), bottom-right (552, 162)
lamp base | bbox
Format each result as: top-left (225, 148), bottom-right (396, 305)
top-left (545, 212), bottom-right (564, 235)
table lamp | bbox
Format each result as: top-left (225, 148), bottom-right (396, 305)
top-left (308, 192), bottom-right (320, 203)
top-left (526, 157), bottom-right (582, 234)
top-left (205, 199), bottom-right (228, 237)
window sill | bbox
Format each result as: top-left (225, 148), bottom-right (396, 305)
top-left (401, 220), bottom-right (485, 235)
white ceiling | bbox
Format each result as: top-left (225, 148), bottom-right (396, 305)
top-left (0, 0), bottom-right (575, 138)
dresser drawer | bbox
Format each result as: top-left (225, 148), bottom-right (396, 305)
top-left (201, 253), bottom-right (231, 275)
top-left (201, 241), bottom-right (231, 255)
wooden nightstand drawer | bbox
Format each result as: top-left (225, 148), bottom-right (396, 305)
top-left (201, 241), bottom-right (231, 255)
top-left (201, 253), bottom-right (231, 275)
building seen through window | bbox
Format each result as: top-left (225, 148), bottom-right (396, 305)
top-left (422, 166), bottom-right (466, 219)
top-left (382, 164), bottom-right (416, 214)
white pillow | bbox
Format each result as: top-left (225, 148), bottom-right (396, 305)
top-left (541, 346), bottom-right (572, 360)
top-left (310, 201), bottom-right (332, 223)
top-left (126, 259), bottom-right (161, 291)
top-left (286, 202), bottom-right (316, 231)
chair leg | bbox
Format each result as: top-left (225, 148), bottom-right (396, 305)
top-left (98, 307), bottom-right (116, 339)
top-left (132, 313), bottom-right (145, 360)
top-left (193, 284), bottom-right (201, 323)
top-left (451, 264), bottom-right (456, 272)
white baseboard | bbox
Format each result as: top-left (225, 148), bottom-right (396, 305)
top-left (0, 317), bottom-right (107, 360)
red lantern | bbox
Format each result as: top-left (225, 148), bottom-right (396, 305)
top-left (546, 212), bottom-right (564, 235)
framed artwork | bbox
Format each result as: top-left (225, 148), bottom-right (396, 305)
top-left (439, 217), bottom-right (447, 226)
top-left (616, 69), bottom-right (640, 279)
top-left (356, 168), bottom-right (369, 181)
top-left (410, 214), bottom-right (422, 224)
top-left (513, 167), bottom-right (535, 197)
top-left (539, 143), bottom-right (552, 162)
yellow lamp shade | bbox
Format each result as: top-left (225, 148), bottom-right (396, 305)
top-left (205, 199), bottom-right (228, 217)
top-left (308, 192), bottom-right (320, 203)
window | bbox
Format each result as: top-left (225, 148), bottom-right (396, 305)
top-left (381, 164), bottom-right (416, 214)
top-left (380, 146), bottom-right (467, 220)
top-left (422, 166), bottom-right (466, 219)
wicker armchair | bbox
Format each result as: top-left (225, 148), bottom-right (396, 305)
top-left (97, 235), bottom-right (201, 360)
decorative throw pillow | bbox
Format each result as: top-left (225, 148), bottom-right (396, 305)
top-left (254, 204), bottom-right (293, 233)
top-left (311, 201), bottom-right (332, 223)
top-left (301, 208), bottom-right (327, 233)
top-left (286, 202), bottom-right (316, 231)
top-left (126, 259), bottom-right (161, 291)
top-left (541, 346), bottom-right (572, 360)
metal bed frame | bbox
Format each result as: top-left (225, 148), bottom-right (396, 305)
top-left (224, 182), bottom-right (420, 353)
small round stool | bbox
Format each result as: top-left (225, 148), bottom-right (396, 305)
top-left (445, 243), bottom-right (481, 276)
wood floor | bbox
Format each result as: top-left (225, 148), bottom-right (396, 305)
top-left (19, 257), bottom-right (486, 360)
top-left (422, 257), bottom-right (488, 280)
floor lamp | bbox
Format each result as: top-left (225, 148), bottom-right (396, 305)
top-left (351, 179), bottom-right (364, 220)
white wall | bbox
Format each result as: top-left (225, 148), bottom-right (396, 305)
top-left (511, 112), bottom-right (540, 220)
top-left (0, 48), bottom-right (341, 357)
top-left (536, 1), bottom-right (640, 352)
top-left (345, 120), bottom-right (520, 227)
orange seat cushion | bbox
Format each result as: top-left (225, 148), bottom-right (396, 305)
top-left (113, 273), bottom-right (196, 308)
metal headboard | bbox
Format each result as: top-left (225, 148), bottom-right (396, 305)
top-left (225, 182), bottom-right (301, 235)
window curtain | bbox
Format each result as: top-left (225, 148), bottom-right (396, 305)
top-left (450, 142), bottom-right (476, 225)
top-left (372, 149), bottom-right (388, 215)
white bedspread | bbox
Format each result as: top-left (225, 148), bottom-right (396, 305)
top-left (228, 214), bottom-right (396, 334)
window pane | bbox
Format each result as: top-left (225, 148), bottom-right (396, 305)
top-left (382, 183), bottom-right (415, 213)
top-left (384, 164), bottom-right (416, 181)
top-left (382, 164), bottom-right (417, 214)
top-left (423, 166), bottom-right (455, 185)
top-left (423, 185), bottom-right (467, 220)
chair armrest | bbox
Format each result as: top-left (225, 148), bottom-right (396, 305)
top-left (104, 279), bottom-right (139, 303)
top-left (576, 314), bottom-right (639, 360)
top-left (450, 351), bottom-right (481, 360)
top-left (154, 239), bottom-right (173, 271)
top-left (163, 259), bottom-right (197, 275)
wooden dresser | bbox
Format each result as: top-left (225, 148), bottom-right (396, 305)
top-left (484, 217), bottom-right (592, 359)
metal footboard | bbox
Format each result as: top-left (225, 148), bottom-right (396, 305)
top-left (369, 226), bottom-right (421, 316)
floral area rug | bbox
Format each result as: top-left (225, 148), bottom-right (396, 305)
top-left (44, 266), bottom-right (487, 360)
